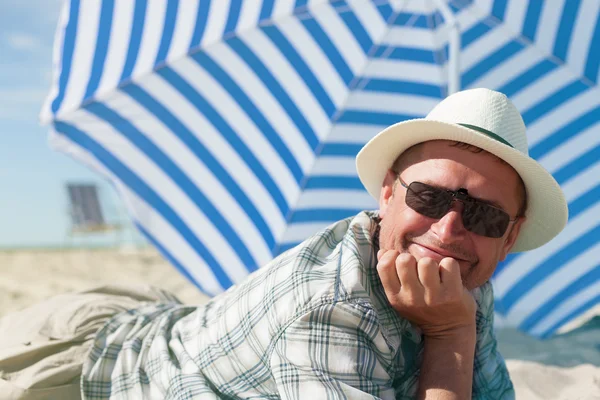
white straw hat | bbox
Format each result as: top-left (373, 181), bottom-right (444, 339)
top-left (356, 88), bottom-right (568, 252)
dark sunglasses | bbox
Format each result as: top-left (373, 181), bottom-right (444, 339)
top-left (398, 177), bottom-right (518, 238)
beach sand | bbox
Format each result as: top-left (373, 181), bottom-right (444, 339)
top-left (1, 248), bottom-right (598, 399)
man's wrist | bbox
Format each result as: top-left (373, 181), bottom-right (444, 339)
top-left (423, 323), bottom-right (476, 345)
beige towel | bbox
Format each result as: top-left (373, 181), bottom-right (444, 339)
top-left (0, 284), bottom-right (178, 400)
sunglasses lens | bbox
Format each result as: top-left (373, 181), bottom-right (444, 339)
top-left (405, 182), bottom-right (451, 219)
top-left (404, 180), bottom-right (511, 238)
top-left (462, 201), bottom-right (510, 238)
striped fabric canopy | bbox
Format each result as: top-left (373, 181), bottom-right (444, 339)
top-left (41, 0), bottom-right (599, 338)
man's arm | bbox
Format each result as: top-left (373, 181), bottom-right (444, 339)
top-left (471, 282), bottom-right (515, 399)
top-left (270, 301), bottom-right (396, 399)
top-left (377, 251), bottom-right (478, 399)
top-left (418, 325), bottom-right (476, 399)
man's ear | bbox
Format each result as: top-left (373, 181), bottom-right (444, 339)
top-left (379, 169), bottom-right (397, 219)
top-left (499, 216), bottom-right (527, 261)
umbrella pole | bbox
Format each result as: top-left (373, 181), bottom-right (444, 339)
top-left (433, 0), bottom-right (461, 95)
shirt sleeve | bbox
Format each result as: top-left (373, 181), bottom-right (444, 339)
top-left (270, 301), bottom-right (396, 400)
top-left (471, 283), bottom-right (516, 400)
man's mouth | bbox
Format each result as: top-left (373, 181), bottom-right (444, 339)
top-left (408, 242), bottom-right (474, 264)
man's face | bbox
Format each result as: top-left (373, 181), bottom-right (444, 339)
top-left (378, 140), bottom-right (526, 290)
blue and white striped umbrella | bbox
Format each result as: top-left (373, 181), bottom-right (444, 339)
top-left (41, 0), bottom-right (599, 338)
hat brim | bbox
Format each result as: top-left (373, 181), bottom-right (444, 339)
top-left (356, 119), bottom-right (568, 253)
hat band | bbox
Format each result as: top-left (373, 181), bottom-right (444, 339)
top-left (457, 123), bottom-right (514, 148)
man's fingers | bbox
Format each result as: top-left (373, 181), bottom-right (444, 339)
top-left (377, 250), bottom-right (401, 295)
top-left (439, 257), bottom-right (462, 288)
top-left (396, 253), bottom-right (419, 289)
top-left (417, 257), bottom-right (441, 290)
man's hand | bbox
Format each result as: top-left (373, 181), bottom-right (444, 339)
top-left (376, 250), bottom-right (477, 338)
top-left (377, 250), bottom-right (478, 399)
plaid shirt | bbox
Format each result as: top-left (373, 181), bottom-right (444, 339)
top-left (82, 211), bottom-right (514, 399)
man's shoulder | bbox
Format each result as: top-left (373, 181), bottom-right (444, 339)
top-left (199, 211), bottom-right (382, 324)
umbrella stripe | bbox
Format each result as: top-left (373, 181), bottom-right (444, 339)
top-left (463, 40), bottom-right (525, 88)
top-left (519, 263), bottom-right (600, 332)
top-left (290, 209), bottom-right (365, 223)
top-left (309, 2), bottom-right (368, 75)
top-left (537, 292), bottom-right (600, 338)
top-left (497, 59), bottom-right (558, 97)
top-left (585, 12), bottom-right (600, 83)
top-left (500, 222), bottom-right (600, 312)
top-left (462, 22), bottom-right (493, 49)
top-left (305, 176), bottom-right (364, 190)
top-left (190, 0), bottom-right (211, 48)
top-left (539, 127), bottom-right (600, 172)
top-left (491, 0), bottom-right (508, 21)
top-left (236, 26), bottom-right (338, 133)
top-left (295, 0), bottom-right (308, 10)
top-left (278, 220), bottom-right (335, 248)
top-left (521, 83), bottom-right (598, 147)
top-left (120, 81), bottom-right (278, 252)
top-left (81, 96), bottom-right (265, 281)
top-left (119, 0), bottom-right (147, 83)
top-left (300, 17), bottom-right (354, 85)
top-left (83, 0), bottom-right (114, 102)
top-left (51, 0), bottom-right (80, 114)
top-left (224, 1), bottom-right (242, 34)
top-left (153, 0), bottom-right (178, 67)
top-left (553, 146), bottom-right (600, 184)
top-left (227, 37), bottom-right (320, 150)
top-left (277, 16), bottom-right (349, 108)
top-left (504, 241), bottom-right (600, 326)
top-left (277, 242), bottom-right (300, 255)
top-left (553, 0), bottom-right (581, 61)
top-left (393, 13), bottom-right (432, 28)
top-left (319, 143), bottom-right (363, 157)
top-left (522, 0), bottom-right (544, 40)
top-left (335, 0), bottom-right (374, 55)
top-left (336, 111), bottom-right (418, 125)
top-left (344, 92), bottom-right (440, 117)
top-left (374, 2), bottom-right (393, 22)
top-left (191, 52), bottom-right (304, 184)
top-left (295, 189), bottom-right (375, 209)
top-left (84, 101), bottom-right (261, 272)
top-left (259, 0), bottom-right (275, 21)
top-left (494, 187), bottom-right (600, 298)
top-left (54, 121), bottom-right (234, 290)
top-left (150, 68), bottom-right (290, 217)
top-left (117, 77), bottom-right (284, 262)
top-left (568, 182), bottom-right (600, 220)
top-left (372, 46), bottom-right (445, 64)
top-left (96, 1), bottom-right (140, 98)
top-left (262, 25), bottom-right (337, 117)
top-left (361, 79), bottom-right (443, 97)
top-left (201, 45), bottom-right (317, 175)
top-left (458, 8), bottom-right (506, 51)
top-left (529, 104), bottom-right (600, 159)
top-left (308, 154), bottom-right (357, 175)
top-left (325, 124), bottom-right (384, 144)
top-left (522, 80), bottom-right (589, 126)
top-left (495, 160), bottom-right (600, 278)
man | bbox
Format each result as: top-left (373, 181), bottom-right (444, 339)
top-left (0, 88), bottom-right (568, 399)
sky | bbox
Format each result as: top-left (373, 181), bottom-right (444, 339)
top-left (0, 0), bottom-right (143, 248)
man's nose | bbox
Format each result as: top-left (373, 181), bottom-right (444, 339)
top-left (430, 202), bottom-right (467, 243)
